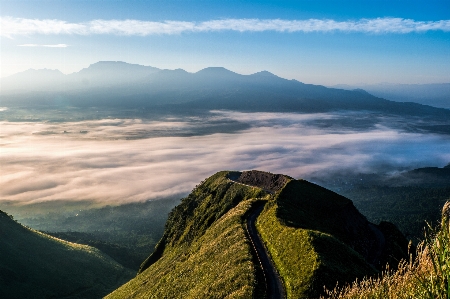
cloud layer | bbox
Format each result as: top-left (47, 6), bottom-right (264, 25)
top-left (2, 17), bottom-right (450, 37)
top-left (1, 112), bottom-right (450, 205)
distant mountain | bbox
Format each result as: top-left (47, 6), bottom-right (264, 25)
top-left (2, 62), bottom-right (450, 122)
top-left (0, 61), bottom-right (160, 93)
top-left (0, 210), bottom-right (134, 299)
top-left (107, 170), bottom-right (409, 299)
top-left (68, 61), bottom-right (160, 88)
top-left (334, 83), bottom-right (450, 109)
top-left (0, 68), bottom-right (65, 92)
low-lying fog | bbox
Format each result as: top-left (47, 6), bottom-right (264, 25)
top-left (1, 110), bottom-right (450, 205)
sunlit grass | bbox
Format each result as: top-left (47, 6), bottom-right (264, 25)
top-left (106, 200), bottom-right (262, 299)
top-left (107, 171), bottom-right (268, 299)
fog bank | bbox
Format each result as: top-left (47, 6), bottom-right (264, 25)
top-left (1, 111), bottom-right (449, 205)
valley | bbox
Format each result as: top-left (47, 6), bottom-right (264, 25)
top-left (1, 62), bottom-right (449, 298)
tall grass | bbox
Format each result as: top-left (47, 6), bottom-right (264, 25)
top-left (322, 202), bottom-right (450, 299)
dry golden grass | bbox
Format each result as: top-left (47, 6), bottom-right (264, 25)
top-left (322, 202), bottom-right (450, 299)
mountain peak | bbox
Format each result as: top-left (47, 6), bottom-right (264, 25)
top-left (250, 70), bottom-right (277, 77)
top-left (195, 67), bottom-right (237, 75)
top-left (83, 61), bottom-right (159, 71)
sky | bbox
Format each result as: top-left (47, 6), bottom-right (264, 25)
top-left (1, 0), bottom-right (450, 85)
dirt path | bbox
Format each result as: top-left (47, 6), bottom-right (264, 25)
top-left (246, 203), bottom-right (286, 299)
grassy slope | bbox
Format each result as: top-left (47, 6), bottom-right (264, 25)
top-left (0, 211), bottom-right (134, 299)
top-left (9, 198), bottom-right (180, 271)
top-left (107, 171), bottom-right (267, 299)
top-left (256, 180), bottom-right (376, 299)
top-left (106, 199), bottom-right (265, 299)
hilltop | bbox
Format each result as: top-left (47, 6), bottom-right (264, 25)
top-left (107, 170), bottom-right (409, 299)
top-left (0, 210), bottom-right (134, 299)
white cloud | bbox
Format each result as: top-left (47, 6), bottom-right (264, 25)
top-left (2, 16), bottom-right (450, 37)
top-left (0, 113), bottom-right (449, 205)
top-left (17, 43), bottom-right (68, 47)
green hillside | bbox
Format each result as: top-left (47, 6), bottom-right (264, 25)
top-left (0, 210), bottom-right (134, 299)
top-left (107, 170), bottom-right (409, 299)
top-left (256, 180), bottom-right (392, 298)
top-left (107, 171), bottom-right (268, 299)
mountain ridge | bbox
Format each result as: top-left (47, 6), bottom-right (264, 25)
top-left (2, 61), bottom-right (450, 131)
top-left (109, 170), bottom-right (409, 299)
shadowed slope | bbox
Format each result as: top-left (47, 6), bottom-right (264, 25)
top-left (256, 179), bottom-right (409, 298)
top-left (0, 210), bottom-right (134, 299)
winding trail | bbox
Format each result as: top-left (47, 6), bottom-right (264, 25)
top-left (246, 203), bottom-right (286, 299)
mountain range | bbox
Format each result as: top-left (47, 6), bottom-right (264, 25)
top-left (1, 61), bottom-right (450, 123)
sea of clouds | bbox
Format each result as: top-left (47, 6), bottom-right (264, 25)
top-left (1, 111), bottom-right (450, 205)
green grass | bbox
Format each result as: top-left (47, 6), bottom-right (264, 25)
top-left (0, 210), bottom-right (134, 299)
top-left (257, 180), bottom-right (382, 298)
top-left (139, 171), bottom-right (266, 272)
top-left (108, 171), bottom-right (269, 298)
top-left (106, 199), bottom-right (265, 299)
top-left (256, 201), bottom-right (375, 298)
top-left (107, 172), bottom-right (407, 299)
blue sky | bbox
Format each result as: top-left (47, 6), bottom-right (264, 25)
top-left (1, 0), bottom-right (450, 84)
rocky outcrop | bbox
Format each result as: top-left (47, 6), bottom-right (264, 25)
top-left (229, 170), bottom-right (292, 193)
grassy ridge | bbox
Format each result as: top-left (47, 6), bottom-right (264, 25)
top-left (0, 210), bottom-right (134, 299)
top-left (257, 180), bottom-right (384, 298)
top-left (256, 201), bottom-right (374, 298)
top-left (108, 171), bottom-right (268, 298)
top-left (107, 171), bottom-right (407, 298)
top-left (106, 199), bottom-right (265, 299)
top-left (139, 171), bottom-right (266, 272)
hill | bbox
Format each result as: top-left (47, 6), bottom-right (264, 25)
top-left (0, 210), bottom-right (134, 299)
top-left (107, 170), bottom-right (409, 299)
top-left (3, 198), bottom-right (180, 270)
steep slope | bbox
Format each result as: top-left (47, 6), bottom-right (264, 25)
top-left (0, 210), bottom-right (134, 299)
top-left (256, 179), bottom-right (409, 298)
top-left (108, 170), bottom-right (409, 299)
top-left (107, 171), bottom-right (269, 299)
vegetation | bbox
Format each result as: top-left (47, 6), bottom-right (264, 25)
top-left (139, 171), bottom-right (266, 272)
top-left (321, 202), bottom-right (450, 299)
top-left (0, 210), bottom-right (134, 299)
top-left (108, 171), bottom-right (410, 298)
top-left (313, 166), bottom-right (450, 241)
top-left (256, 181), bottom-right (378, 298)
top-left (107, 175), bottom-right (269, 299)
top-left (12, 198), bottom-right (179, 270)
top-left (344, 186), bottom-right (450, 241)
